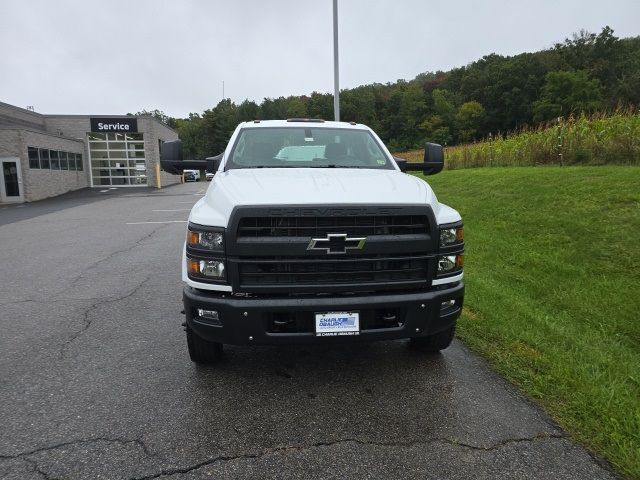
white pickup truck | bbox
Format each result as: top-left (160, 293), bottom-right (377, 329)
top-left (161, 119), bottom-right (464, 364)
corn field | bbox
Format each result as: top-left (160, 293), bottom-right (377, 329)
top-left (400, 110), bottom-right (640, 169)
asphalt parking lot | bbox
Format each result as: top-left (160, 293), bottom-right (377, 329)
top-left (0, 182), bottom-right (618, 479)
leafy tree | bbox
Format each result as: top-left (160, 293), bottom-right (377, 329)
top-left (260, 97), bottom-right (289, 119)
top-left (419, 115), bottom-right (452, 146)
top-left (533, 70), bottom-right (604, 122)
top-left (201, 99), bottom-right (238, 156)
top-left (552, 26), bottom-right (623, 103)
top-left (613, 36), bottom-right (640, 105)
top-left (456, 101), bottom-right (486, 142)
top-left (341, 86), bottom-right (379, 129)
top-left (431, 89), bottom-right (456, 125)
top-left (380, 87), bottom-right (404, 149)
top-left (132, 109), bottom-right (175, 127)
top-left (174, 113), bottom-right (205, 159)
top-left (307, 92), bottom-right (334, 120)
top-left (443, 53), bottom-right (546, 134)
top-left (615, 71), bottom-right (640, 106)
top-left (398, 83), bottom-right (428, 148)
top-left (237, 100), bottom-right (259, 122)
top-left (284, 96), bottom-right (308, 118)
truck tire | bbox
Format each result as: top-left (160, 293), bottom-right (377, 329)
top-left (186, 327), bottom-right (223, 364)
top-left (409, 325), bottom-right (455, 353)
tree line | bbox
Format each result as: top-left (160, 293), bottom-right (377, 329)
top-left (137, 27), bottom-right (640, 157)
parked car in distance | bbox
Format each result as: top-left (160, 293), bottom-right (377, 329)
top-left (183, 171), bottom-right (196, 182)
top-left (184, 169), bottom-right (201, 181)
top-left (205, 172), bottom-right (214, 181)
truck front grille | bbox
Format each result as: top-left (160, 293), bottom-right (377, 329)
top-left (237, 215), bottom-right (429, 238)
top-left (236, 255), bottom-right (429, 288)
top-left (227, 205), bottom-right (437, 293)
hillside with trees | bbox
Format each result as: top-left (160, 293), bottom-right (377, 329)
top-left (153, 27), bottom-right (640, 157)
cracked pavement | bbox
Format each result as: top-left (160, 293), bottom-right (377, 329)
top-left (0, 183), bottom-right (619, 479)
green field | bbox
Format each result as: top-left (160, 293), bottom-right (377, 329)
top-left (420, 167), bottom-right (640, 478)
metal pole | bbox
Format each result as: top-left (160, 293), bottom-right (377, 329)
top-left (332, 0), bottom-right (340, 121)
top-left (222, 80), bottom-right (225, 100)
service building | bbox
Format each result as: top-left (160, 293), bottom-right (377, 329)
top-left (0, 101), bottom-right (180, 203)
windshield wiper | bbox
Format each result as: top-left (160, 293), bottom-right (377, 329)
top-left (243, 165), bottom-right (298, 168)
top-left (236, 165), bottom-right (373, 169)
top-left (308, 165), bottom-right (370, 169)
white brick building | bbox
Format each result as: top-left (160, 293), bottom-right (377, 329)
top-left (0, 101), bottom-right (180, 203)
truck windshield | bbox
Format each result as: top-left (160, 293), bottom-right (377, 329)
top-left (226, 127), bottom-right (395, 170)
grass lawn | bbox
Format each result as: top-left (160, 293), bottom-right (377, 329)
top-left (420, 166), bottom-right (640, 479)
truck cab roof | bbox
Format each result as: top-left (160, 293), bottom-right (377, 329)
top-left (240, 119), bottom-right (369, 131)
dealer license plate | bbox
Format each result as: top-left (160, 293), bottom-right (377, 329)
top-left (315, 311), bottom-right (360, 336)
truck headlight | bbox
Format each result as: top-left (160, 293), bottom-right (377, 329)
top-left (440, 226), bottom-right (464, 247)
top-left (188, 258), bottom-right (226, 280)
top-left (187, 227), bottom-right (224, 252)
top-left (437, 254), bottom-right (464, 275)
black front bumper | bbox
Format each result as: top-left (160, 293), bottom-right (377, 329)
top-left (183, 282), bottom-right (464, 345)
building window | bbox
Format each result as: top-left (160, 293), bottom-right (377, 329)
top-left (39, 149), bottom-right (50, 169)
top-left (28, 147), bottom-right (81, 171)
top-left (50, 150), bottom-right (60, 169)
top-left (60, 151), bottom-right (69, 170)
top-left (28, 147), bottom-right (40, 169)
top-left (88, 133), bottom-right (146, 186)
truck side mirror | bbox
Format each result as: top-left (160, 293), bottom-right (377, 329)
top-left (394, 144), bottom-right (444, 175)
top-left (161, 140), bottom-right (183, 162)
top-left (160, 140), bottom-right (209, 174)
top-left (423, 142), bottom-right (444, 175)
top-left (206, 153), bottom-right (223, 174)
top-left (393, 157), bottom-right (408, 172)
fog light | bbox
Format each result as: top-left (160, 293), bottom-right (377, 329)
top-left (196, 308), bottom-right (222, 326)
top-left (441, 299), bottom-right (456, 309)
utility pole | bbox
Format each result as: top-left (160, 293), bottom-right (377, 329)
top-left (332, 0), bottom-right (340, 121)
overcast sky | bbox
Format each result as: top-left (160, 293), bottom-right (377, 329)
top-left (2, 0), bottom-right (639, 118)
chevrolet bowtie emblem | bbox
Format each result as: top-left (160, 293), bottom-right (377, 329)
top-left (307, 233), bottom-right (366, 254)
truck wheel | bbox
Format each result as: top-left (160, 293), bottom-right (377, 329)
top-left (409, 325), bottom-right (455, 353)
top-left (186, 327), bottom-right (223, 364)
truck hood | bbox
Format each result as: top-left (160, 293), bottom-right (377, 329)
top-left (189, 168), bottom-right (442, 227)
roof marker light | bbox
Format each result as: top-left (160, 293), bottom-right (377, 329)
top-left (286, 118), bottom-right (325, 123)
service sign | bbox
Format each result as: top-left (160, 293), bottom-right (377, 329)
top-left (90, 117), bottom-right (138, 133)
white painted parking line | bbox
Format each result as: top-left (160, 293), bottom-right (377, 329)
top-left (126, 220), bottom-right (188, 225)
top-left (152, 209), bottom-right (192, 212)
top-left (99, 190), bottom-right (109, 193)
